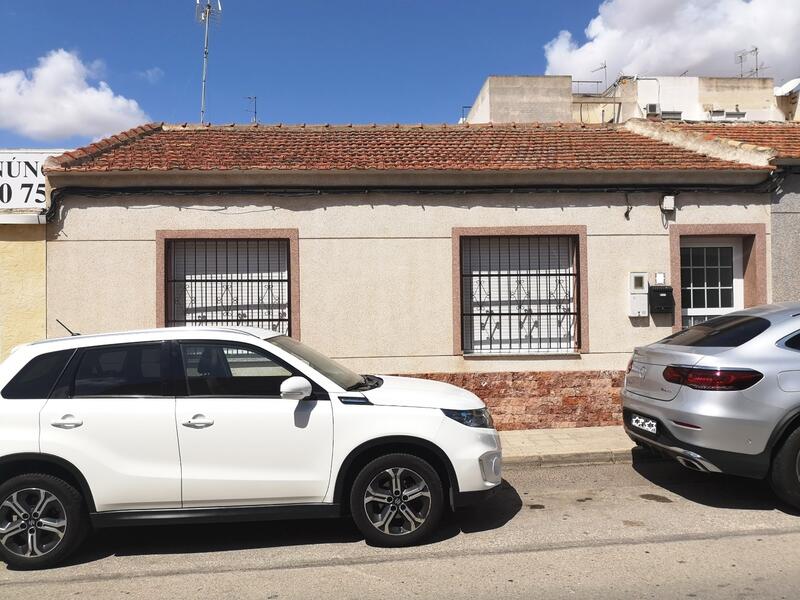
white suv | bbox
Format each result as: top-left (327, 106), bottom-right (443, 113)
top-left (0, 327), bottom-right (502, 569)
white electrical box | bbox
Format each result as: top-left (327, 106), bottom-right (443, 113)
top-left (661, 195), bottom-right (676, 211)
top-left (629, 272), bottom-right (649, 317)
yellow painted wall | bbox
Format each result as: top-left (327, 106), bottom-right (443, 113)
top-left (0, 225), bottom-right (46, 359)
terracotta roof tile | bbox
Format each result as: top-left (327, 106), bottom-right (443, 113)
top-left (668, 122), bottom-right (800, 160)
top-left (45, 122), bottom-right (765, 174)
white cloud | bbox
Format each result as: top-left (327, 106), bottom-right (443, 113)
top-left (0, 49), bottom-right (149, 142)
top-left (545, 0), bottom-right (800, 85)
top-left (138, 66), bottom-right (164, 84)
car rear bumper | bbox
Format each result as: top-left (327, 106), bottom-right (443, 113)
top-left (623, 408), bottom-right (770, 479)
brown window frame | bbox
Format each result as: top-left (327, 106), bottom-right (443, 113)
top-left (452, 226), bottom-right (589, 355)
top-left (155, 229), bottom-right (301, 339)
top-left (669, 223), bottom-right (767, 331)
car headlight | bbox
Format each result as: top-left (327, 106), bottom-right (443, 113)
top-left (442, 408), bottom-right (494, 429)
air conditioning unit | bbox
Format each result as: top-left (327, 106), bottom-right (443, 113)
top-left (645, 103), bottom-right (660, 116)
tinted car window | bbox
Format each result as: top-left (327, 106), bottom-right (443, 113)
top-left (659, 315), bottom-right (771, 347)
top-left (785, 333), bottom-right (800, 351)
top-left (73, 344), bottom-right (164, 396)
top-left (1, 350), bottom-right (74, 399)
top-left (181, 343), bottom-right (293, 396)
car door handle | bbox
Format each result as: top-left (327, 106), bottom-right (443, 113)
top-left (182, 414), bottom-right (214, 429)
top-left (51, 415), bottom-right (83, 429)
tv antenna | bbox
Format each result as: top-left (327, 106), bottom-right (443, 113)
top-left (196, 0), bottom-right (223, 124)
top-left (735, 47), bottom-right (765, 78)
top-left (591, 61), bottom-right (608, 90)
top-left (246, 96), bottom-right (258, 123)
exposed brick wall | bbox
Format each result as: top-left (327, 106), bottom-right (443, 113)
top-left (413, 370), bottom-right (625, 431)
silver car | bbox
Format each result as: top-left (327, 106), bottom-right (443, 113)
top-left (623, 302), bottom-right (800, 508)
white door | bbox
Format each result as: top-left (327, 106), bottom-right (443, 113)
top-left (39, 342), bottom-right (181, 512)
top-left (175, 341), bottom-right (333, 508)
top-left (680, 237), bottom-right (744, 327)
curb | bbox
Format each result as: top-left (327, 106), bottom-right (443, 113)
top-left (503, 448), bottom-right (640, 468)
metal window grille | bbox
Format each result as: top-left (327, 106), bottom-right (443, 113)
top-left (166, 239), bottom-right (291, 334)
top-left (680, 246), bottom-right (734, 327)
top-left (460, 236), bottom-right (578, 353)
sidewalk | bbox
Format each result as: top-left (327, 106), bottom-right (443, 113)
top-left (499, 425), bottom-right (637, 466)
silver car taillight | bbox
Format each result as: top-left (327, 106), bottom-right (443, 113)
top-left (662, 366), bottom-right (763, 391)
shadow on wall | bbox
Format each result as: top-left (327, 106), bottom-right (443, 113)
top-left (45, 190), bottom-right (766, 239)
top-left (629, 312), bottom-right (674, 329)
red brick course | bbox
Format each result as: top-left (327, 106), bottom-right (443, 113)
top-left (414, 370), bottom-right (625, 431)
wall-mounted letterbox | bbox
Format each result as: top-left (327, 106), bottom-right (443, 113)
top-left (649, 285), bottom-right (675, 314)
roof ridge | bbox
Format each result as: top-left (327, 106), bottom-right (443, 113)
top-left (624, 119), bottom-right (775, 167)
top-left (160, 121), bottom-right (618, 132)
top-left (45, 123), bottom-right (164, 171)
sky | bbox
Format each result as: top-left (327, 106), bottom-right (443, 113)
top-left (0, 0), bottom-right (798, 149)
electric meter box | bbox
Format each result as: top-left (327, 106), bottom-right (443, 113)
top-left (649, 285), bottom-right (675, 314)
top-left (629, 272), bottom-right (649, 317)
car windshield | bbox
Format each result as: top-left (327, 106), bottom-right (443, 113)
top-left (268, 335), bottom-right (363, 390)
top-left (658, 314), bottom-right (771, 347)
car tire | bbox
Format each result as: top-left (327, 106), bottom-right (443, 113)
top-left (350, 453), bottom-right (443, 547)
top-left (0, 473), bottom-right (88, 570)
top-left (770, 427), bottom-right (800, 509)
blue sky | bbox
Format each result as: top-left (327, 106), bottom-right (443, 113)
top-left (0, 0), bottom-right (600, 147)
top-left (3, 1), bottom-right (795, 148)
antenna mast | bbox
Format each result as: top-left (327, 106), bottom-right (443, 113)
top-left (735, 47), bottom-right (765, 78)
top-left (246, 96), bottom-right (258, 123)
top-left (196, 0), bottom-right (222, 124)
top-left (591, 61), bottom-right (608, 91)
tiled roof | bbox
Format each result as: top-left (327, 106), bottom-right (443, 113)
top-left (45, 122), bottom-right (765, 174)
top-left (668, 122), bottom-right (800, 160)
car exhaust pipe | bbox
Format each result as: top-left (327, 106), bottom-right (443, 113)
top-left (676, 456), bottom-right (705, 472)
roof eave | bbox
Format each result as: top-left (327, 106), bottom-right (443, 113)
top-left (45, 168), bottom-right (770, 190)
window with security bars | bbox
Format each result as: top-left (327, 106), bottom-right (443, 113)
top-left (166, 239), bottom-right (291, 334)
top-left (460, 236), bottom-right (579, 353)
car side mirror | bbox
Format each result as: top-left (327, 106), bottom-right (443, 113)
top-left (280, 376), bottom-right (313, 401)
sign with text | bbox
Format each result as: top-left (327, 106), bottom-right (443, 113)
top-left (0, 150), bottom-right (65, 209)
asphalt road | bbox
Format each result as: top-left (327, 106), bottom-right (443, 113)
top-left (2, 452), bottom-right (800, 599)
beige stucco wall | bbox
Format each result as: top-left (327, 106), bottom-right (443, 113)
top-left (0, 225), bottom-right (46, 358)
top-left (466, 76), bottom-right (573, 124)
top-left (45, 191), bottom-right (771, 374)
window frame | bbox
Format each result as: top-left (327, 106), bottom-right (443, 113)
top-left (451, 226), bottom-right (589, 356)
top-left (669, 224), bottom-right (767, 331)
top-left (679, 236), bottom-right (744, 326)
top-left (156, 229), bottom-right (301, 339)
top-left (174, 339), bottom-right (327, 400)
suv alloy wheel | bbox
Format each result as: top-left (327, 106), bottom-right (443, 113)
top-left (349, 453), bottom-right (443, 547)
top-left (0, 474), bottom-right (87, 570)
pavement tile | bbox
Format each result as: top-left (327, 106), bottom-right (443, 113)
top-left (499, 425), bottom-right (635, 467)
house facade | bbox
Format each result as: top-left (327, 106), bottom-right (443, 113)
top-left (465, 75), bottom-right (798, 125)
top-left (0, 149), bottom-right (66, 358)
top-left (43, 122), bottom-right (774, 430)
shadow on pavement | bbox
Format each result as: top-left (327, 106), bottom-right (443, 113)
top-left (60, 479), bottom-right (522, 567)
top-left (630, 447), bottom-right (800, 515)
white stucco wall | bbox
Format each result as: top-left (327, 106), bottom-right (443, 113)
top-left (46, 191), bottom-right (771, 374)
